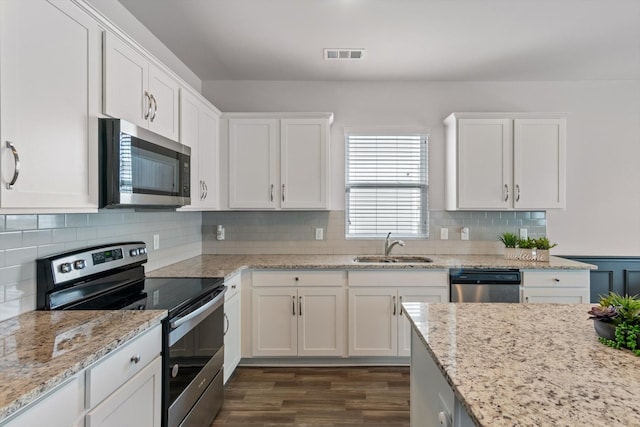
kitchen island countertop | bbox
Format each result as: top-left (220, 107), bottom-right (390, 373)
top-left (147, 254), bottom-right (595, 279)
top-left (0, 310), bottom-right (166, 423)
top-left (403, 302), bottom-right (640, 426)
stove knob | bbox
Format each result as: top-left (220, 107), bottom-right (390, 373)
top-left (138, 247), bottom-right (147, 254)
top-left (60, 263), bottom-right (73, 273)
top-left (129, 248), bottom-right (139, 257)
top-left (73, 260), bottom-right (86, 270)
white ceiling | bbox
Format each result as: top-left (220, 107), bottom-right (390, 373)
top-left (118, 0), bottom-right (640, 82)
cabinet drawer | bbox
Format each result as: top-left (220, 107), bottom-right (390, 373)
top-left (86, 324), bottom-right (162, 408)
top-left (252, 270), bottom-right (346, 287)
top-left (522, 270), bottom-right (589, 288)
top-left (225, 273), bottom-right (242, 300)
top-left (348, 270), bottom-right (448, 287)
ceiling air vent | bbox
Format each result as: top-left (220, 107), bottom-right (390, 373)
top-left (324, 48), bottom-right (365, 60)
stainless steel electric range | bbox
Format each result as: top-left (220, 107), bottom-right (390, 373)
top-left (36, 242), bottom-right (226, 427)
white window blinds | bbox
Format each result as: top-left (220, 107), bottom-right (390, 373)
top-left (345, 134), bottom-right (428, 238)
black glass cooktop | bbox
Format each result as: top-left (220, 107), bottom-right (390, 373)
top-left (143, 277), bottom-right (225, 317)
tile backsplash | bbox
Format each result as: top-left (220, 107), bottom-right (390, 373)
top-left (202, 210), bottom-right (546, 255)
top-left (0, 208), bottom-right (546, 321)
top-left (0, 211), bottom-right (202, 321)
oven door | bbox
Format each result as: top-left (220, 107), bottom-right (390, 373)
top-left (166, 289), bottom-right (225, 427)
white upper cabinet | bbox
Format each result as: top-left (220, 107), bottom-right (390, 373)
top-left (229, 119), bottom-right (278, 209)
top-left (513, 118), bottom-right (566, 209)
top-left (0, 0), bottom-right (101, 212)
top-left (445, 113), bottom-right (566, 211)
top-left (103, 32), bottom-right (180, 141)
top-left (227, 114), bottom-right (332, 210)
top-left (179, 89), bottom-right (220, 210)
top-left (280, 119), bottom-right (329, 209)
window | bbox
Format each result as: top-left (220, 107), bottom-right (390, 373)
top-left (345, 134), bottom-right (428, 238)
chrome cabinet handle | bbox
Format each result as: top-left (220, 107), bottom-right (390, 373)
top-left (130, 355), bottom-right (141, 364)
top-left (399, 296), bottom-right (403, 315)
top-left (5, 141), bottom-right (20, 190)
top-left (199, 180), bottom-right (204, 200)
top-left (282, 184), bottom-right (285, 202)
top-left (292, 296), bottom-right (296, 315)
top-left (392, 296), bottom-right (396, 316)
top-left (203, 180), bottom-right (208, 200)
top-left (144, 91), bottom-right (152, 120)
top-left (504, 184), bottom-right (509, 202)
top-left (223, 313), bottom-right (229, 336)
top-left (150, 94), bottom-right (158, 122)
top-left (299, 296), bottom-right (302, 316)
top-left (515, 184), bottom-right (520, 202)
top-left (270, 184), bottom-right (274, 202)
top-left (553, 278), bottom-right (560, 282)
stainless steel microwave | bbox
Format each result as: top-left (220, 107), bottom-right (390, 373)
top-left (99, 118), bottom-right (190, 208)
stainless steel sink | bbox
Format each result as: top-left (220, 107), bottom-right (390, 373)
top-left (353, 255), bottom-right (433, 263)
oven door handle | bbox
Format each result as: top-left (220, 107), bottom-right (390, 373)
top-left (170, 288), bottom-right (226, 330)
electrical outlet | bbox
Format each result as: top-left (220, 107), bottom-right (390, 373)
top-left (153, 234), bottom-right (160, 250)
top-left (216, 225), bottom-right (225, 241)
top-left (440, 228), bottom-right (448, 240)
top-left (461, 227), bottom-right (469, 241)
top-left (315, 227), bottom-right (324, 240)
top-left (519, 228), bottom-right (528, 239)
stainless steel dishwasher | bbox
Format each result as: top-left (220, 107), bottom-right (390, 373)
top-left (450, 269), bottom-right (521, 302)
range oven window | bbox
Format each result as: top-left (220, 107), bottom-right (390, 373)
top-left (119, 133), bottom-right (183, 196)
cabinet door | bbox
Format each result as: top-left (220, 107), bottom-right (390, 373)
top-left (252, 287), bottom-right (297, 356)
top-left (179, 90), bottom-right (202, 208)
top-left (0, 0), bottom-right (100, 210)
top-left (280, 119), bottom-right (329, 209)
top-left (2, 375), bottom-right (82, 427)
top-left (229, 119), bottom-right (278, 209)
top-left (199, 103), bottom-right (219, 209)
top-left (147, 63), bottom-right (180, 141)
top-left (224, 292), bottom-right (241, 384)
top-left (298, 287), bottom-right (345, 356)
top-left (397, 287), bottom-right (448, 357)
top-left (513, 118), bottom-right (566, 209)
top-left (103, 31), bottom-right (148, 129)
top-left (348, 287), bottom-right (397, 356)
top-left (522, 288), bottom-right (590, 304)
top-left (86, 356), bottom-right (162, 427)
top-left (457, 119), bottom-right (512, 209)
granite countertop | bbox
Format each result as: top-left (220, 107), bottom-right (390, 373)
top-left (402, 303), bottom-right (640, 426)
top-left (0, 310), bottom-right (166, 422)
top-left (147, 254), bottom-right (595, 279)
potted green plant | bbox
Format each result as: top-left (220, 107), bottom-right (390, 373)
top-left (531, 237), bottom-right (557, 261)
top-left (515, 237), bottom-right (537, 260)
top-left (588, 292), bottom-right (640, 356)
top-left (498, 232), bottom-right (519, 259)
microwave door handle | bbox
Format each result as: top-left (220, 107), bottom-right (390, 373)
top-left (170, 288), bottom-right (226, 330)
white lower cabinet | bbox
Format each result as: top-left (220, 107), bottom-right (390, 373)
top-left (85, 356), bottom-right (162, 427)
top-left (522, 269), bottom-right (590, 304)
top-left (251, 270), bottom-right (346, 357)
top-left (0, 324), bottom-right (162, 427)
top-left (348, 270), bottom-right (449, 357)
top-left (224, 274), bottom-right (242, 383)
top-left (1, 375), bottom-right (83, 427)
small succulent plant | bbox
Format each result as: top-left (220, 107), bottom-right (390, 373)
top-left (587, 305), bottom-right (618, 322)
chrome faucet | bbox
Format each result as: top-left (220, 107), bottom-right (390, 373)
top-left (384, 232), bottom-right (405, 256)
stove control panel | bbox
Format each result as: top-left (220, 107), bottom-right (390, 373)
top-left (41, 242), bottom-right (148, 285)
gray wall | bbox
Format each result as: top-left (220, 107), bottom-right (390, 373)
top-left (0, 211), bottom-right (201, 321)
top-left (203, 80), bottom-right (640, 256)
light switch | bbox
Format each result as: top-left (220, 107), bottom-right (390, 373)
top-left (315, 228), bottom-right (324, 240)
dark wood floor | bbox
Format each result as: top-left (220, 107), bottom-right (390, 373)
top-left (211, 366), bottom-right (410, 427)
